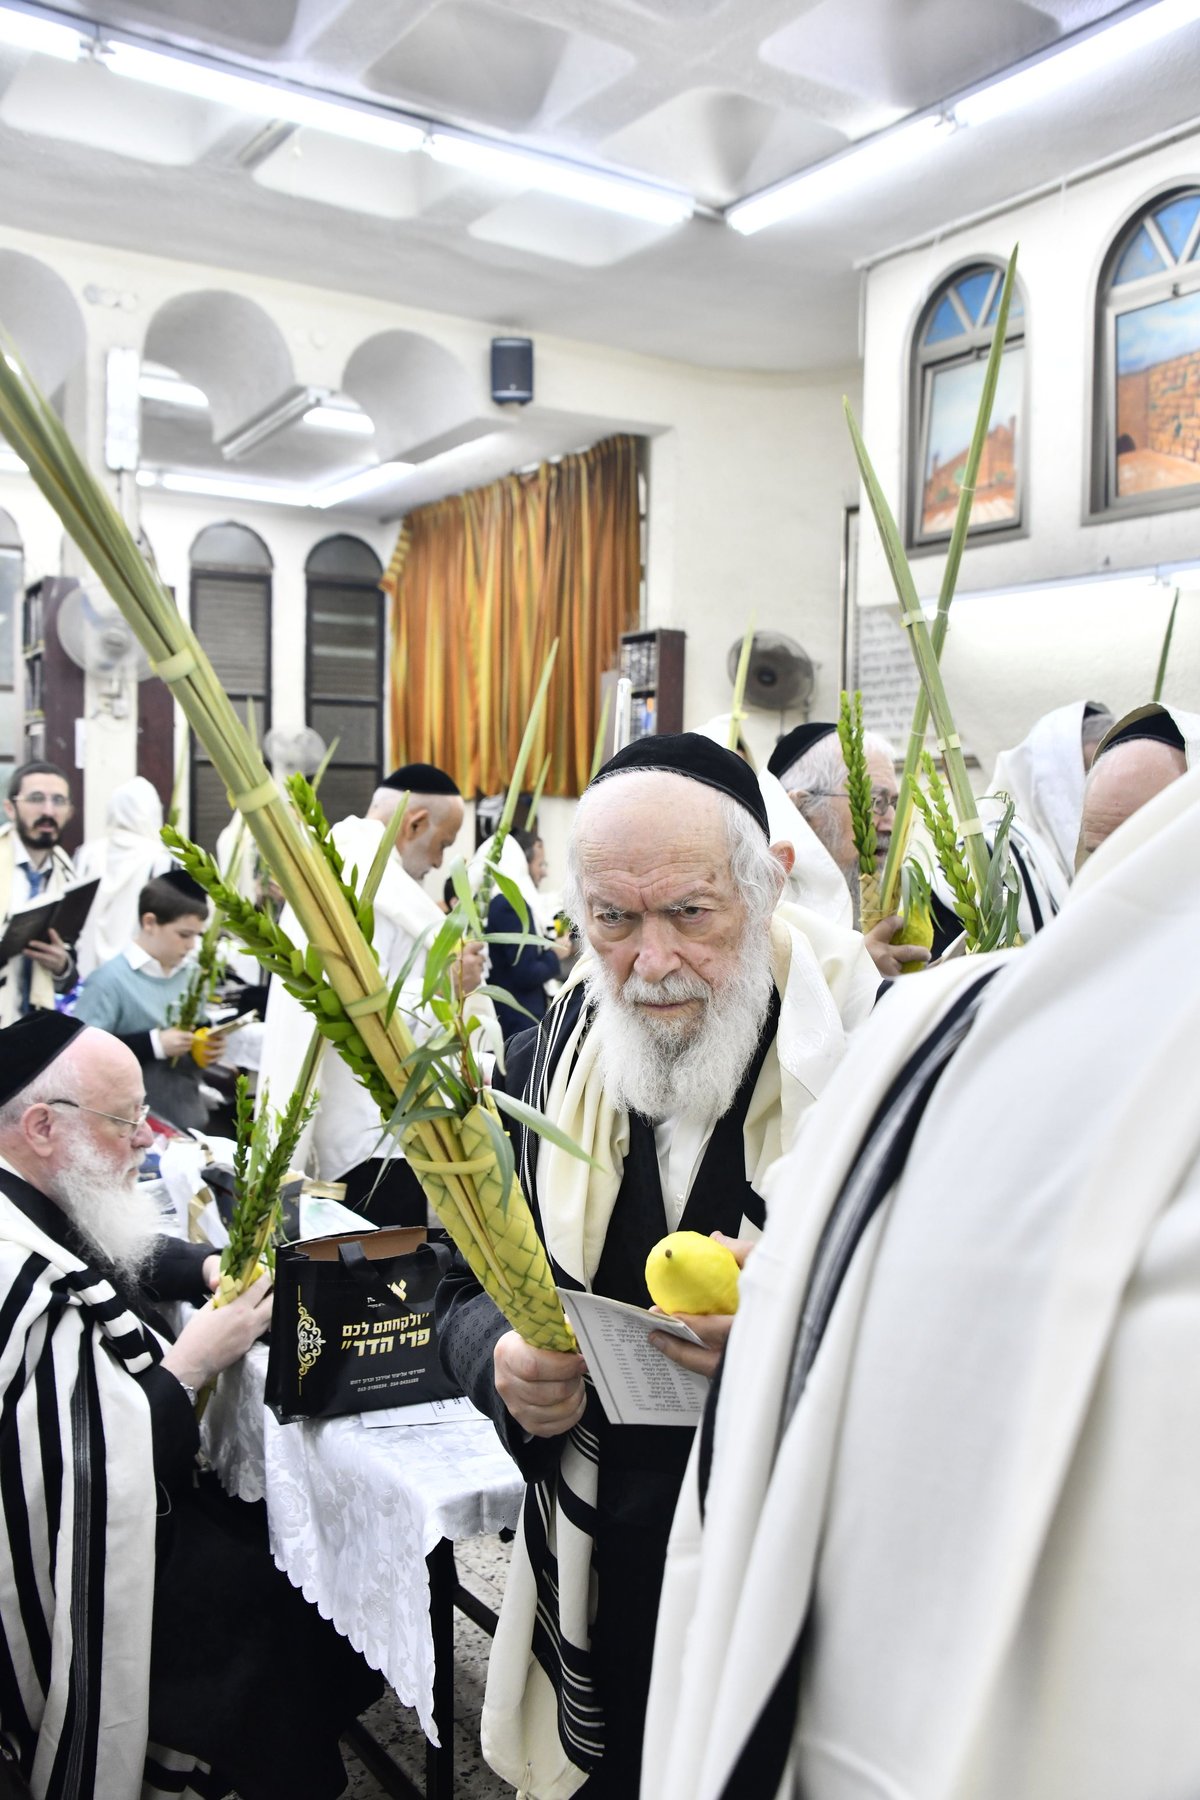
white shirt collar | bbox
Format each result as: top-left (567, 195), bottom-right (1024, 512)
top-left (124, 941), bottom-right (172, 980)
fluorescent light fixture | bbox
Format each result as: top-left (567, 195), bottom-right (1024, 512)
top-left (726, 114), bottom-right (949, 235)
top-left (427, 130), bottom-right (693, 226)
top-left (139, 373), bottom-right (208, 410)
top-left (0, 4), bottom-right (84, 60)
top-left (954, 0), bottom-right (1200, 127)
top-left (137, 469), bottom-right (306, 508)
top-left (311, 462), bottom-right (413, 509)
top-left (219, 387), bottom-right (318, 460)
top-left (102, 41), bottom-right (426, 153)
top-left (302, 404), bottom-right (374, 436)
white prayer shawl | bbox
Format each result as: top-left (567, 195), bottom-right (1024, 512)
top-left (74, 777), bottom-right (171, 979)
top-left (258, 814), bottom-right (446, 1180)
top-left (696, 716), bottom-right (854, 926)
top-left (481, 905), bottom-right (879, 1797)
top-left (985, 700), bottom-right (1093, 885)
top-left (0, 1180), bottom-right (213, 1798)
top-left (0, 828), bottom-right (74, 1025)
top-left (644, 763), bottom-right (1200, 1800)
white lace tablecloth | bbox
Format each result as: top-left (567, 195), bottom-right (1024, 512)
top-left (201, 1345), bottom-right (524, 1742)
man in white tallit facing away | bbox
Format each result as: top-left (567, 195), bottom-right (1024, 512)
top-left (259, 763), bottom-right (482, 1223)
top-left (643, 758), bottom-right (1200, 1800)
top-left (980, 698), bottom-right (1112, 932)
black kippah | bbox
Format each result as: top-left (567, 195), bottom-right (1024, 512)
top-left (0, 1011), bottom-right (86, 1108)
top-left (380, 763), bottom-right (460, 797)
top-left (591, 732), bottom-right (770, 837)
top-left (160, 866), bottom-right (209, 908)
top-left (1094, 703), bottom-right (1187, 761)
top-left (766, 721), bottom-right (837, 781)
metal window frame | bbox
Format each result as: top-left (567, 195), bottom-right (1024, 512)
top-left (1089, 181), bottom-right (1200, 522)
top-left (305, 571), bottom-right (385, 797)
top-left (906, 257), bottom-right (1027, 553)
top-left (188, 563), bottom-right (272, 846)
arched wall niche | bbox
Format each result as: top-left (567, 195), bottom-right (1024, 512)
top-left (0, 251), bottom-right (85, 402)
top-left (143, 291), bottom-right (297, 443)
top-left (341, 329), bottom-right (479, 461)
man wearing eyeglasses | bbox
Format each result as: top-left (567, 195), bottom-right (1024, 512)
top-left (0, 760), bottom-right (77, 1024)
top-left (0, 1010), bottom-right (381, 1795)
top-left (768, 724), bottom-right (930, 979)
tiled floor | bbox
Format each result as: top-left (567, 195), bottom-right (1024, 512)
top-left (341, 1534), bottom-right (515, 1800)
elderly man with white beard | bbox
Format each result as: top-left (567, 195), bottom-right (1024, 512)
top-left (435, 734), bottom-right (878, 1800)
top-left (0, 1012), bottom-right (381, 1799)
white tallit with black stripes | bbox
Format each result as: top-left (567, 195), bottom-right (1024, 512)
top-left (481, 908), bottom-right (879, 1800)
top-left (0, 1177), bottom-right (215, 1800)
top-left (645, 763), bottom-right (1200, 1800)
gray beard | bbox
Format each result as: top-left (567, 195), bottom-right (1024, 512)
top-left (587, 927), bottom-right (775, 1124)
top-left (45, 1139), bottom-right (163, 1283)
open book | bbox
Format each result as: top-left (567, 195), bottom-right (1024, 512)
top-left (557, 1288), bottom-right (712, 1427)
top-left (0, 879), bottom-right (100, 964)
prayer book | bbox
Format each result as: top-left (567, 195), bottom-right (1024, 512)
top-left (0, 879), bottom-right (100, 963)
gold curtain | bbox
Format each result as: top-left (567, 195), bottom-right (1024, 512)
top-left (382, 434), bottom-right (641, 797)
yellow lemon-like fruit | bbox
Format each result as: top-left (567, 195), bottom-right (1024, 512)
top-left (892, 898), bottom-right (935, 971)
top-left (645, 1230), bottom-right (740, 1316)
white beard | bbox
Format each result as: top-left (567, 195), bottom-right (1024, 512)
top-left (45, 1138), bottom-right (163, 1283)
top-left (588, 927), bottom-right (775, 1124)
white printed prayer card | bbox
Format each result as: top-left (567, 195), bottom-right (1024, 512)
top-left (557, 1289), bottom-right (710, 1426)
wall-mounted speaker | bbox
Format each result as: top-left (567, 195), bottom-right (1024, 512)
top-left (491, 336), bottom-right (534, 406)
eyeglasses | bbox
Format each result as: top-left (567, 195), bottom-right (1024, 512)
top-left (16, 791), bottom-right (71, 810)
top-left (811, 786), bottom-right (899, 818)
top-left (48, 1098), bottom-right (151, 1137)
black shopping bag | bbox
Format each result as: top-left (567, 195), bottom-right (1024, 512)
top-left (264, 1227), bottom-right (461, 1423)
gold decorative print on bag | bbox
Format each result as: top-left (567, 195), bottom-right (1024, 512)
top-left (296, 1294), bottom-right (326, 1386)
top-left (387, 1277), bottom-right (408, 1303)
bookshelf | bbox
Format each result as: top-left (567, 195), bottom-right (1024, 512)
top-left (618, 628), bottom-right (685, 740)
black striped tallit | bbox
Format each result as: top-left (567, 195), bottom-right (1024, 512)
top-left (0, 1174), bottom-right (217, 1799)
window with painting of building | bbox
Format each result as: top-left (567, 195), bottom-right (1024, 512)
top-left (1097, 186), bottom-right (1200, 515)
top-left (909, 260), bottom-right (1025, 549)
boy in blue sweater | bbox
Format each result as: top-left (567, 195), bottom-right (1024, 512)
top-left (75, 869), bottom-right (222, 1131)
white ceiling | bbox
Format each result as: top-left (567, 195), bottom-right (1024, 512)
top-left (0, 0), bottom-right (1197, 381)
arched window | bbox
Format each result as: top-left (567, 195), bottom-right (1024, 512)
top-left (0, 508), bottom-right (23, 795)
top-left (1095, 185), bottom-right (1200, 515)
top-left (909, 261), bottom-right (1025, 548)
top-left (188, 522), bottom-right (272, 851)
top-left (305, 535), bottom-right (384, 825)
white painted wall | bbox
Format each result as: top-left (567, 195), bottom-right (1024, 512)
top-left (859, 129), bottom-right (1200, 776)
top-left (0, 218), bottom-right (862, 839)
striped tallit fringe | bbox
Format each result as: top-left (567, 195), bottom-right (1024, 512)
top-left (0, 1182), bottom-right (211, 1799)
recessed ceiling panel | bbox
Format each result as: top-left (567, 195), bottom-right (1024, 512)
top-left (366, 0), bottom-right (634, 131)
top-left (50, 0), bottom-right (307, 55)
top-left (0, 54), bottom-right (239, 166)
top-left (253, 128), bottom-right (461, 220)
top-left (760, 0), bottom-right (1078, 114)
top-left (469, 192), bottom-right (679, 267)
top-left (604, 87), bottom-right (846, 206)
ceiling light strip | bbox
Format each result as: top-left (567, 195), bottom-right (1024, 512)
top-left (725, 0), bottom-right (1200, 235)
top-left (0, 3), bottom-right (696, 224)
